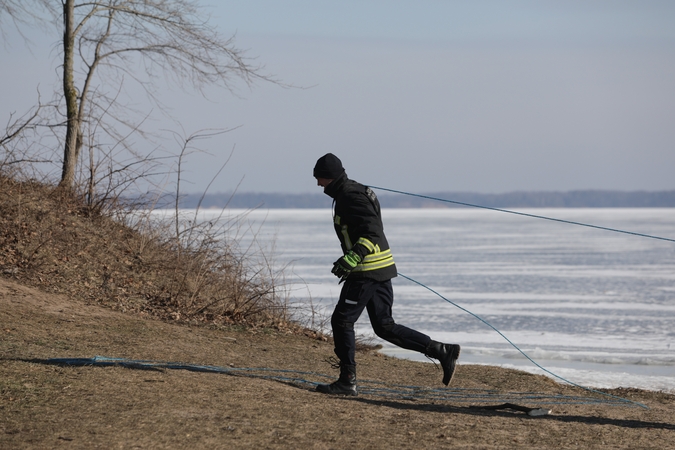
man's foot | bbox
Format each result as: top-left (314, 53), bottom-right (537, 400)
top-left (316, 363), bottom-right (357, 396)
top-left (316, 379), bottom-right (357, 396)
top-left (426, 341), bottom-right (461, 385)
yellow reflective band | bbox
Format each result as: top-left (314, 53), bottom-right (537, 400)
top-left (341, 225), bottom-right (352, 249)
top-left (352, 258), bottom-right (395, 272)
top-left (355, 237), bottom-right (376, 253)
top-left (362, 249), bottom-right (392, 263)
top-left (352, 249), bottom-right (395, 272)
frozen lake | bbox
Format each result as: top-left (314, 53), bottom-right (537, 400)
top-left (161, 207), bottom-right (675, 393)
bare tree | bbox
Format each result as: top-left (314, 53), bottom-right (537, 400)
top-left (2, 0), bottom-right (273, 190)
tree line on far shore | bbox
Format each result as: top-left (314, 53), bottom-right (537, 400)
top-left (171, 189), bottom-right (675, 209)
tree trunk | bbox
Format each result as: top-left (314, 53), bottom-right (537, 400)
top-left (59, 0), bottom-right (81, 189)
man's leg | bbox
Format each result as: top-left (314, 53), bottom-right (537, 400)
top-left (365, 279), bottom-right (431, 353)
top-left (330, 279), bottom-right (369, 365)
top-left (316, 279), bottom-right (367, 396)
top-left (366, 279), bottom-right (461, 385)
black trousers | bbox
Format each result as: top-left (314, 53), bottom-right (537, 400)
top-left (331, 278), bottom-right (431, 366)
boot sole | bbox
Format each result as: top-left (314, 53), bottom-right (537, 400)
top-left (442, 344), bottom-right (461, 386)
top-left (316, 385), bottom-right (358, 396)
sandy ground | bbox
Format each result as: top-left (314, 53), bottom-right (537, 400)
top-left (1, 277), bottom-right (674, 449)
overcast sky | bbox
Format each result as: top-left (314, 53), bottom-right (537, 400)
top-left (2, 1), bottom-right (675, 194)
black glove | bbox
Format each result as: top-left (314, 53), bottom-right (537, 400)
top-left (331, 251), bottom-right (361, 281)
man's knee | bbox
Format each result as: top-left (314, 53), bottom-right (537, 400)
top-left (332, 315), bottom-right (355, 331)
top-left (372, 320), bottom-right (395, 339)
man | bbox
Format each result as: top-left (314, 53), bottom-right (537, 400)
top-left (313, 153), bottom-right (460, 396)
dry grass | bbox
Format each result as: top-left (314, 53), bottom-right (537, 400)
top-left (1, 176), bottom-right (674, 449)
top-left (1, 276), bottom-right (674, 449)
top-left (0, 175), bottom-right (320, 335)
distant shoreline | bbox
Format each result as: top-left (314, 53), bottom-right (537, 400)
top-left (169, 189), bottom-right (675, 209)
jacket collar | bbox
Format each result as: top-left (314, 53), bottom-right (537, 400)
top-left (323, 172), bottom-right (347, 199)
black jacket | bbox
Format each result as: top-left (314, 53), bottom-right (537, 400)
top-left (324, 173), bottom-right (397, 281)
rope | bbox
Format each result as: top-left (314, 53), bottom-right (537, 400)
top-left (397, 274), bottom-right (648, 409)
top-left (363, 186), bottom-right (658, 408)
top-left (368, 185), bottom-right (675, 243)
top-left (41, 356), bottom-right (640, 409)
top-left (37, 188), bottom-right (661, 411)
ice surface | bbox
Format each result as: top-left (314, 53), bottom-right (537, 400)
top-left (163, 207), bottom-right (675, 392)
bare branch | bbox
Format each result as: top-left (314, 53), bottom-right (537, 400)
top-left (3, 0), bottom-right (280, 204)
top-left (1, 106), bottom-right (41, 148)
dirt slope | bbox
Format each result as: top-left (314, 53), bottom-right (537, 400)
top-left (1, 277), bottom-right (674, 449)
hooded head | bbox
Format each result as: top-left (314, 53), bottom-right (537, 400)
top-left (313, 153), bottom-right (345, 180)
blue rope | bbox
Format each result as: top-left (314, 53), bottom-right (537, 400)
top-left (369, 185), bottom-right (675, 243)
top-left (397, 273), bottom-right (648, 409)
top-left (37, 187), bottom-right (661, 410)
top-left (363, 185), bottom-right (668, 408)
top-left (360, 185), bottom-right (665, 409)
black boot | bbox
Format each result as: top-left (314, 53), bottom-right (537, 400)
top-left (316, 364), bottom-right (357, 396)
top-left (426, 341), bottom-right (461, 386)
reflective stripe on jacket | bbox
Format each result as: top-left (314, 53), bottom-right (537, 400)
top-left (325, 173), bottom-right (397, 281)
top-left (333, 218), bottom-right (395, 273)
